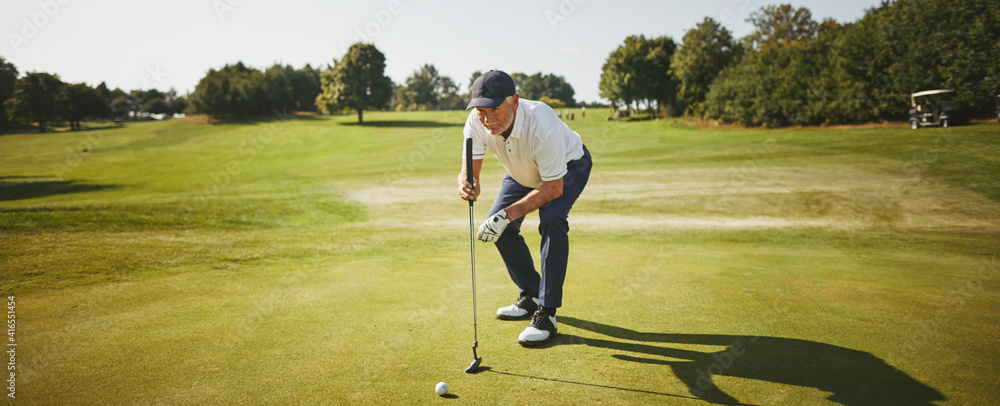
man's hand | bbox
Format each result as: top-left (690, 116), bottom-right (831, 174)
top-left (458, 177), bottom-right (480, 202)
top-left (477, 209), bottom-right (510, 242)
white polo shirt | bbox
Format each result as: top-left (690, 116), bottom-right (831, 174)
top-left (463, 99), bottom-right (585, 189)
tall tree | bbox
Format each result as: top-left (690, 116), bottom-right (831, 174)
top-left (704, 4), bottom-right (828, 126)
top-left (600, 35), bottom-right (677, 116)
top-left (4, 72), bottom-right (64, 132)
top-left (0, 57), bottom-right (19, 126)
top-left (671, 17), bottom-right (741, 115)
top-left (316, 43), bottom-right (393, 123)
top-left (600, 36), bottom-right (644, 112)
top-left (641, 36), bottom-right (678, 116)
top-left (745, 4), bottom-right (820, 51)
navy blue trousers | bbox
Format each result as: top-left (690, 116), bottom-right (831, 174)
top-left (487, 145), bottom-right (591, 308)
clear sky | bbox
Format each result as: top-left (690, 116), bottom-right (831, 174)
top-left (1, 0), bottom-right (881, 104)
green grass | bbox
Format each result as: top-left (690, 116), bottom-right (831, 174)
top-left (2, 111), bottom-right (999, 405)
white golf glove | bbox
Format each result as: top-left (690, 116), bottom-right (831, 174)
top-left (477, 209), bottom-right (511, 242)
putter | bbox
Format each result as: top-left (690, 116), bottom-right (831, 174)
top-left (464, 138), bottom-right (483, 374)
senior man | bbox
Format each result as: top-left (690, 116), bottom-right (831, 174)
top-left (458, 70), bottom-right (592, 346)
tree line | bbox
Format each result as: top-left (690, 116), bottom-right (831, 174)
top-left (5, 0), bottom-right (994, 130)
top-left (1, 42), bottom-right (582, 128)
top-left (601, 0), bottom-right (999, 126)
top-left (312, 43), bottom-right (578, 123)
top-left (186, 62), bottom-right (322, 120)
top-left (1, 56), bottom-right (191, 133)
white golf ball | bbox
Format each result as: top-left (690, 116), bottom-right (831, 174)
top-left (435, 382), bottom-right (448, 396)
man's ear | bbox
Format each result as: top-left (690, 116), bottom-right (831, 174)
top-left (507, 93), bottom-right (519, 107)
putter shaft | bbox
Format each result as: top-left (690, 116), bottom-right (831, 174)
top-left (469, 204), bottom-right (478, 344)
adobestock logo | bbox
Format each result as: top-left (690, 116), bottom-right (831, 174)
top-left (213, 0), bottom-right (244, 21)
top-left (7, 0), bottom-right (73, 54)
top-left (546, 0), bottom-right (586, 32)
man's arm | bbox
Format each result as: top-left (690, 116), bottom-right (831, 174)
top-left (503, 178), bottom-right (563, 220)
top-left (458, 158), bottom-right (483, 202)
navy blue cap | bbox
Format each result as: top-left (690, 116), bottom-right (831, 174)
top-left (467, 70), bottom-right (516, 109)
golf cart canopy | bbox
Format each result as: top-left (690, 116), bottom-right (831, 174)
top-left (911, 89), bottom-right (955, 105)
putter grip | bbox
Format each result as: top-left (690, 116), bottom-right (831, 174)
top-left (465, 138), bottom-right (474, 207)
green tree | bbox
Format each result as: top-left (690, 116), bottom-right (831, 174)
top-left (95, 82), bottom-right (113, 105)
top-left (316, 43), bottom-right (393, 123)
top-left (399, 64), bottom-right (440, 110)
top-left (0, 57), bottom-right (19, 126)
top-left (642, 36), bottom-right (678, 116)
top-left (4, 72), bottom-right (64, 132)
top-left (188, 62), bottom-right (266, 120)
top-left (509, 72), bottom-right (529, 93)
top-left (671, 17), bottom-right (741, 115)
top-left (519, 73), bottom-right (576, 107)
top-left (162, 89), bottom-right (188, 116)
top-left (600, 36), bottom-right (646, 113)
top-left (880, 0), bottom-right (1000, 118)
top-left (290, 64), bottom-right (321, 112)
top-left (109, 88), bottom-right (135, 120)
top-left (704, 4), bottom-right (830, 126)
top-left (396, 64), bottom-right (460, 111)
top-left (143, 98), bottom-right (170, 115)
top-left (62, 83), bottom-right (109, 130)
top-left (703, 0), bottom-right (1000, 126)
top-left (263, 64), bottom-right (294, 112)
top-left (437, 76), bottom-right (461, 110)
top-left (139, 88), bottom-right (169, 116)
top-left (745, 4), bottom-right (820, 51)
top-left (600, 35), bottom-right (677, 117)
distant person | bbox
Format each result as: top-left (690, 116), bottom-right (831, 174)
top-left (581, 106), bottom-right (586, 118)
top-left (458, 70), bottom-right (593, 346)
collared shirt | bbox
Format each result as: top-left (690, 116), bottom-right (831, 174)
top-left (463, 99), bottom-right (585, 189)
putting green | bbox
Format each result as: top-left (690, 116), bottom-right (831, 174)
top-left (1, 112), bottom-right (998, 404)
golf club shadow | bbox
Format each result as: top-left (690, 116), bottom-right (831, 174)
top-left (556, 316), bottom-right (946, 406)
top-left (466, 366), bottom-right (491, 374)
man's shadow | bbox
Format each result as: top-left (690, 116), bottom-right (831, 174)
top-left (557, 316), bottom-right (945, 406)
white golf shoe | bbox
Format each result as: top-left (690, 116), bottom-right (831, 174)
top-left (517, 309), bottom-right (557, 346)
top-left (496, 295), bottom-right (539, 320)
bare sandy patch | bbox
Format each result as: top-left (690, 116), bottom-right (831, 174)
top-left (344, 164), bottom-right (1000, 233)
top-left (572, 214), bottom-right (851, 230)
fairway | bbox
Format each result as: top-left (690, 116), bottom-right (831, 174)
top-left (2, 112), bottom-right (999, 405)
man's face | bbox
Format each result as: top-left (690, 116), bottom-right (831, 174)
top-left (475, 95), bottom-right (518, 135)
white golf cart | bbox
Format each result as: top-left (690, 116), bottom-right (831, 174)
top-left (908, 89), bottom-right (966, 129)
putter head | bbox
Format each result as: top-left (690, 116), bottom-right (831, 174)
top-left (464, 357), bottom-right (482, 373)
